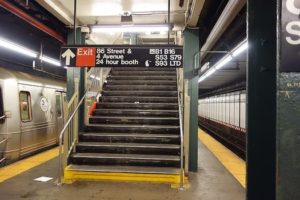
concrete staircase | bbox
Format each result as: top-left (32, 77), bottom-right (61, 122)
top-left (65, 67), bottom-right (182, 184)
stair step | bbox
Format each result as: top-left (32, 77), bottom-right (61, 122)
top-left (67, 164), bottom-right (180, 174)
top-left (104, 85), bottom-right (177, 91)
top-left (102, 90), bottom-right (177, 97)
top-left (80, 133), bottom-right (180, 144)
top-left (106, 80), bottom-right (177, 86)
top-left (111, 71), bottom-right (176, 76)
top-left (85, 124), bottom-right (180, 134)
top-left (76, 142), bottom-right (180, 155)
top-left (107, 76), bottom-right (176, 81)
top-left (99, 96), bottom-right (178, 103)
top-left (96, 102), bottom-right (178, 110)
top-left (89, 116), bottom-right (179, 125)
top-left (70, 153), bottom-right (180, 167)
top-left (92, 109), bottom-right (179, 117)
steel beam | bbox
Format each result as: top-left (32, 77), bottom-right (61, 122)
top-left (0, 0), bottom-right (65, 43)
top-left (247, 1), bottom-right (276, 199)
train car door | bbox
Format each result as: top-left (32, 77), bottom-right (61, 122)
top-left (55, 92), bottom-right (64, 135)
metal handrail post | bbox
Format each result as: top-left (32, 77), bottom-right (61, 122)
top-left (57, 68), bottom-right (99, 185)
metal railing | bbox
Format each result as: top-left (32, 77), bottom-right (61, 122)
top-left (0, 115), bottom-right (5, 120)
top-left (57, 68), bottom-right (102, 185)
top-left (177, 68), bottom-right (184, 190)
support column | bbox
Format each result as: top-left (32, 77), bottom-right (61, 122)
top-left (66, 28), bottom-right (86, 131)
top-left (277, 0), bottom-right (300, 199)
top-left (247, 1), bottom-right (276, 199)
top-left (183, 28), bottom-right (199, 172)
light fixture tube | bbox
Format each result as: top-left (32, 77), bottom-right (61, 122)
top-left (40, 55), bottom-right (61, 66)
top-left (215, 55), bottom-right (232, 70)
top-left (232, 41), bottom-right (248, 57)
top-left (92, 24), bottom-right (170, 33)
top-left (0, 37), bottom-right (37, 58)
top-left (198, 39), bottom-right (248, 83)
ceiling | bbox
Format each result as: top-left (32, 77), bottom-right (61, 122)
top-left (37, 0), bottom-right (189, 44)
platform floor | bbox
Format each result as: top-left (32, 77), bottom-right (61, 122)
top-left (0, 132), bottom-right (245, 200)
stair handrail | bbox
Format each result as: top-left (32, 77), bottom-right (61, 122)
top-left (0, 115), bottom-right (5, 120)
top-left (176, 68), bottom-right (184, 190)
top-left (57, 68), bottom-right (100, 185)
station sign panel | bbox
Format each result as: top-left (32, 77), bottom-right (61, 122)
top-left (280, 0), bottom-right (300, 72)
top-left (61, 45), bottom-right (183, 68)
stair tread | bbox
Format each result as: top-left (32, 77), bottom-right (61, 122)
top-left (109, 75), bottom-right (176, 78)
top-left (100, 96), bottom-right (177, 99)
top-left (89, 116), bottom-right (178, 120)
top-left (81, 133), bottom-right (180, 138)
top-left (71, 153), bottom-right (180, 161)
top-left (103, 90), bottom-right (177, 92)
top-left (77, 142), bottom-right (180, 149)
top-left (86, 124), bottom-right (179, 128)
top-left (97, 102), bottom-right (178, 105)
top-left (67, 164), bottom-right (180, 174)
top-left (93, 109), bottom-right (178, 112)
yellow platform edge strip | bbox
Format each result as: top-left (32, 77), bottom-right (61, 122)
top-left (64, 166), bottom-right (189, 188)
top-left (198, 129), bottom-right (246, 188)
top-left (0, 147), bottom-right (59, 183)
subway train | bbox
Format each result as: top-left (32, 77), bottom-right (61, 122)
top-left (0, 67), bottom-right (66, 166)
top-left (198, 90), bottom-right (246, 159)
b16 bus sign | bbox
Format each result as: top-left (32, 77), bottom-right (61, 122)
top-left (61, 45), bottom-right (183, 68)
top-left (280, 0), bottom-right (300, 72)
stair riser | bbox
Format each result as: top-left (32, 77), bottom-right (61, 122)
top-left (80, 135), bottom-right (180, 144)
top-left (96, 104), bottom-right (178, 110)
top-left (103, 85), bottom-right (177, 91)
top-left (107, 76), bottom-right (176, 81)
top-left (76, 146), bottom-right (180, 155)
top-left (85, 126), bottom-right (180, 134)
top-left (110, 71), bottom-right (177, 76)
top-left (70, 157), bottom-right (180, 168)
top-left (106, 80), bottom-right (177, 86)
top-left (99, 96), bottom-right (178, 103)
top-left (92, 110), bottom-right (179, 118)
top-left (89, 118), bottom-right (179, 125)
top-left (102, 91), bottom-right (177, 97)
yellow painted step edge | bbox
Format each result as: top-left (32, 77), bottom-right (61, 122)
top-left (64, 166), bottom-right (189, 188)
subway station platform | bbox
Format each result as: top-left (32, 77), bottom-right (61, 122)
top-left (0, 129), bottom-right (244, 200)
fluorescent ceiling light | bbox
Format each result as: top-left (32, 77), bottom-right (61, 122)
top-left (40, 55), bottom-right (61, 66)
top-left (0, 37), bottom-right (37, 58)
top-left (92, 24), bottom-right (169, 33)
top-left (232, 41), bottom-right (248, 57)
top-left (198, 39), bottom-right (248, 83)
top-left (0, 35), bottom-right (62, 67)
top-left (215, 56), bottom-right (232, 69)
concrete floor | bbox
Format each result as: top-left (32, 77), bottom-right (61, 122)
top-left (0, 140), bottom-right (245, 200)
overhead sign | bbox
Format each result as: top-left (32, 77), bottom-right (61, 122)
top-left (60, 45), bottom-right (183, 68)
top-left (280, 0), bottom-right (300, 72)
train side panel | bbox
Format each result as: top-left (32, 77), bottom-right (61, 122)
top-left (0, 79), bottom-right (22, 163)
top-left (18, 83), bottom-right (58, 158)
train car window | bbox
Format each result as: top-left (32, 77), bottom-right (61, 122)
top-left (56, 93), bottom-right (62, 117)
top-left (19, 91), bottom-right (32, 122)
top-left (0, 87), bottom-right (4, 123)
